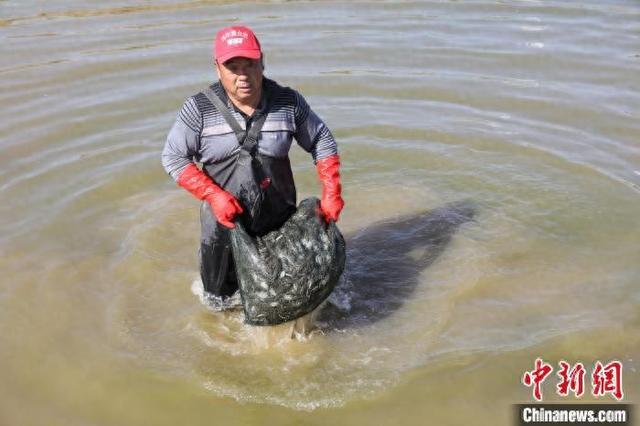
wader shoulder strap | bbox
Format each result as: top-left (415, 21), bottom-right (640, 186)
top-left (201, 87), bottom-right (246, 146)
top-left (201, 84), bottom-right (280, 156)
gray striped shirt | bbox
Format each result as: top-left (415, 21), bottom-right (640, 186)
top-left (162, 78), bottom-right (338, 181)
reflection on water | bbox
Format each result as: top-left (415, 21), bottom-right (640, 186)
top-left (321, 200), bottom-right (477, 329)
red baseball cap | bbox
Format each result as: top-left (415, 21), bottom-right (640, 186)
top-left (214, 26), bottom-right (262, 64)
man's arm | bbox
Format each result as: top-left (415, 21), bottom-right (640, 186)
top-left (162, 97), bottom-right (202, 180)
top-left (292, 91), bottom-right (344, 222)
top-left (162, 97), bottom-right (242, 228)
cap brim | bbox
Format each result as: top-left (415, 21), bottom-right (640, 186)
top-left (216, 49), bottom-right (261, 64)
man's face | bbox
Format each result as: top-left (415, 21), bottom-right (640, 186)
top-left (215, 56), bottom-right (263, 105)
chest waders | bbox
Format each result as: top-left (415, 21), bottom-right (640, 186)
top-left (198, 82), bottom-right (297, 299)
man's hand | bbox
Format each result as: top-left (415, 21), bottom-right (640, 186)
top-left (316, 154), bottom-right (344, 222)
top-left (177, 163), bottom-right (243, 228)
top-left (205, 190), bottom-right (243, 228)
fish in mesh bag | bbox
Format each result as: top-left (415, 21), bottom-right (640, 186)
top-left (230, 197), bottom-right (346, 325)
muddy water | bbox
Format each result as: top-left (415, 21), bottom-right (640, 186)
top-left (1, 1), bottom-right (639, 425)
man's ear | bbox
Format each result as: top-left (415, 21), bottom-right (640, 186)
top-left (260, 54), bottom-right (265, 71)
top-left (214, 60), bottom-right (222, 79)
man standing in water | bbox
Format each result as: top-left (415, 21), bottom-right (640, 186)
top-left (162, 25), bottom-right (344, 303)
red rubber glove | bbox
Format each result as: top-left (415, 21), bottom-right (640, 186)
top-left (316, 154), bottom-right (344, 222)
top-left (177, 163), bottom-right (243, 228)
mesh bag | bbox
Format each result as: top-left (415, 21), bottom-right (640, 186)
top-left (230, 197), bottom-right (346, 325)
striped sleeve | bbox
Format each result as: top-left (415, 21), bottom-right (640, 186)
top-left (292, 90), bottom-right (338, 162)
top-left (161, 97), bottom-right (203, 181)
